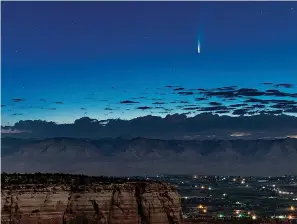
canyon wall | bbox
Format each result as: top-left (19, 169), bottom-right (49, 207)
top-left (1, 182), bottom-right (183, 224)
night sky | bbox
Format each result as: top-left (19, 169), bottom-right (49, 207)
top-left (2, 1), bottom-right (297, 126)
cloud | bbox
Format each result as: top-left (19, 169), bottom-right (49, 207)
top-left (275, 83), bottom-right (294, 88)
top-left (285, 106), bottom-right (297, 113)
top-left (120, 100), bottom-right (139, 104)
top-left (182, 107), bottom-right (200, 111)
top-left (1, 128), bottom-right (30, 134)
top-left (265, 89), bottom-right (296, 97)
top-left (6, 84), bottom-right (293, 120)
top-left (152, 102), bottom-right (165, 105)
top-left (195, 97), bottom-right (208, 101)
top-left (173, 87), bottom-right (185, 91)
top-left (12, 98), bottom-right (25, 103)
top-left (202, 90), bottom-right (235, 98)
top-left (230, 132), bottom-right (251, 137)
top-left (177, 91), bottom-right (194, 95)
top-left (199, 106), bottom-right (229, 111)
top-left (165, 85), bottom-right (181, 88)
top-left (200, 87), bottom-right (296, 99)
top-left (3, 84), bottom-right (296, 136)
top-left (2, 113), bottom-right (297, 140)
top-left (230, 103), bottom-right (248, 107)
top-left (236, 88), bottom-right (266, 97)
top-left (209, 102), bottom-right (222, 106)
top-left (260, 110), bottom-right (284, 115)
top-left (12, 113), bottom-right (23, 116)
top-left (136, 106), bottom-right (152, 110)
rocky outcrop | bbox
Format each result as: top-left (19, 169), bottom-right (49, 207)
top-left (1, 181), bottom-right (183, 224)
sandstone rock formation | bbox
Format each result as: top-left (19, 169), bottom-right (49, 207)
top-left (1, 179), bottom-right (183, 224)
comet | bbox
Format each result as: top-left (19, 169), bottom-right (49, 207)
top-left (197, 39), bottom-right (201, 54)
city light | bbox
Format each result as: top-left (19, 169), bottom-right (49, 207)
top-left (197, 204), bottom-right (204, 209)
top-left (288, 215), bottom-right (293, 220)
top-left (155, 174), bottom-right (297, 221)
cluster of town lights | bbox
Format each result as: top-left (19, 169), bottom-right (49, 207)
top-left (234, 210), bottom-right (257, 219)
top-left (197, 204), bottom-right (207, 213)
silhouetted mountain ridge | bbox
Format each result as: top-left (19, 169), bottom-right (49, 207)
top-left (1, 137), bottom-right (297, 176)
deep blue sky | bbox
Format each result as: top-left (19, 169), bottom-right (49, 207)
top-left (2, 2), bottom-right (297, 125)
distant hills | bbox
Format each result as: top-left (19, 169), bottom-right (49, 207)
top-left (2, 137), bottom-right (297, 176)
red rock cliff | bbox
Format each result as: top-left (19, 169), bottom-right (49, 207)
top-left (1, 181), bottom-right (183, 224)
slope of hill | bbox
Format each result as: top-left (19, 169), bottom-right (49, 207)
top-left (1, 137), bottom-right (297, 176)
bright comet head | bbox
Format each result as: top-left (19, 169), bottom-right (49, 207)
top-left (197, 40), bottom-right (201, 54)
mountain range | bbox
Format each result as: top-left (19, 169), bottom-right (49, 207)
top-left (1, 137), bottom-right (297, 176)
